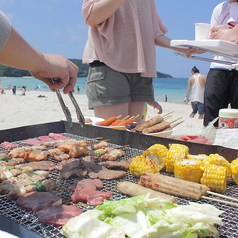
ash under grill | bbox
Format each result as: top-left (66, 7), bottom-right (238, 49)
top-left (0, 132), bottom-right (238, 238)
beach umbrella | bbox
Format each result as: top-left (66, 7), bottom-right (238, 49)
top-left (0, 85), bottom-right (12, 90)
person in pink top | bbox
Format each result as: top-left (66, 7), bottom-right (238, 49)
top-left (82, 0), bottom-right (199, 121)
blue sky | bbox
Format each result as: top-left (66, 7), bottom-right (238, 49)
top-left (1, 0), bottom-right (223, 78)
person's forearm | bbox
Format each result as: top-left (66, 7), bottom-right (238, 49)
top-left (155, 35), bottom-right (172, 49)
top-left (86, 0), bottom-right (125, 26)
top-left (155, 35), bottom-right (203, 55)
top-left (0, 27), bottom-right (46, 72)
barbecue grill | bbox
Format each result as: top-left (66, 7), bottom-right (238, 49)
top-left (0, 121), bottom-right (238, 238)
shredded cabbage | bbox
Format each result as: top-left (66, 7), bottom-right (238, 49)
top-left (61, 194), bottom-right (223, 238)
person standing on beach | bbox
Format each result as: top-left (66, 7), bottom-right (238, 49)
top-left (0, 11), bottom-right (78, 94)
top-left (82, 0), bottom-right (200, 122)
top-left (203, 0), bottom-right (238, 127)
top-left (21, 86), bottom-right (26, 96)
top-left (185, 66), bottom-right (206, 119)
top-left (12, 85), bottom-right (16, 95)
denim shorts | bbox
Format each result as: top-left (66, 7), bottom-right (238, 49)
top-left (191, 101), bottom-right (204, 115)
top-left (86, 65), bottom-right (154, 109)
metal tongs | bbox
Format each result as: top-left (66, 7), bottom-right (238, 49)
top-left (175, 45), bottom-right (238, 65)
top-left (51, 78), bottom-right (85, 128)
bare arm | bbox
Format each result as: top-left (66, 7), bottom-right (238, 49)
top-left (147, 101), bottom-right (163, 114)
top-left (184, 77), bottom-right (192, 104)
top-left (0, 27), bottom-right (78, 94)
top-left (86, 0), bottom-right (125, 27)
top-left (155, 35), bottom-right (202, 55)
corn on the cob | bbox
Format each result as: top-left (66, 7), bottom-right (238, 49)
top-left (186, 154), bottom-right (208, 162)
top-left (203, 153), bottom-right (231, 180)
top-left (129, 155), bottom-right (161, 177)
top-left (142, 144), bottom-right (168, 170)
top-left (174, 159), bottom-right (203, 183)
top-left (165, 144), bottom-right (189, 173)
top-left (230, 158), bottom-right (238, 185)
top-left (200, 164), bottom-right (227, 193)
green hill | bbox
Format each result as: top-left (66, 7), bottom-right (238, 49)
top-left (0, 59), bottom-right (173, 78)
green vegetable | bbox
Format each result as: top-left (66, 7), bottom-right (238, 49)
top-left (0, 156), bottom-right (6, 161)
top-left (94, 150), bottom-right (103, 157)
top-left (33, 181), bottom-right (46, 192)
top-left (61, 194), bottom-right (223, 238)
top-left (6, 166), bottom-right (15, 170)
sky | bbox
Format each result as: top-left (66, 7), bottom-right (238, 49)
top-left (0, 0), bottom-right (224, 78)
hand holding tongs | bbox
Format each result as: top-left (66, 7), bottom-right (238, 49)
top-left (51, 78), bottom-right (85, 128)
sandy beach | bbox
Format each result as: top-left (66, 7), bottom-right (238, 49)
top-left (0, 90), bottom-right (204, 137)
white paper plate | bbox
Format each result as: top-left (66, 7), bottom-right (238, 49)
top-left (126, 128), bottom-right (175, 138)
top-left (145, 129), bottom-right (174, 138)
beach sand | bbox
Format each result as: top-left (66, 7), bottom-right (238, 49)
top-left (0, 90), bottom-right (204, 136)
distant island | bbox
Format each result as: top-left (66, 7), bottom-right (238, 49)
top-left (0, 59), bottom-right (173, 78)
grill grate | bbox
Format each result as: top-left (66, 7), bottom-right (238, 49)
top-left (0, 133), bottom-right (238, 238)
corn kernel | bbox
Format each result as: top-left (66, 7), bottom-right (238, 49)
top-left (174, 159), bottom-right (203, 183)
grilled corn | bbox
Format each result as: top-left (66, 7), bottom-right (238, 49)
top-left (230, 158), bottom-right (238, 185)
top-left (186, 154), bottom-right (208, 163)
top-left (200, 164), bottom-right (227, 193)
top-left (165, 144), bottom-right (189, 173)
top-left (129, 155), bottom-right (161, 177)
top-left (142, 144), bottom-right (168, 170)
top-left (174, 159), bottom-right (203, 183)
top-left (203, 153), bottom-right (231, 180)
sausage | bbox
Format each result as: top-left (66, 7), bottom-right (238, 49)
top-left (142, 121), bottom-right (170, 134)
top-left (139, 172), bottom-right (210, 200)
top-left (117, 181), bottom-right (177, 204)
top-left (98, 117), bottom-right (117, 126)
top-left (134, 115), bottom-right (164, 132)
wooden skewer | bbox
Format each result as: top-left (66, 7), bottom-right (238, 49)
top-left (121, 115), bottom-right (130, 121)
top-left (116, 145), bottom-right (130, 150)
top-left (0, 194), bottom-right (8, 198)
top-left (202, 195), bottom-right (238, 207)
top-left (116, 115), bottom-right (122, 119)
top-left (207, 191), bottom-right (238, 203)
top-left (163, 114), bottom-right (172, 121)
top-left (162, 111), bottom-right (173, 118)
top-left (132, 114), bottom-right (140, 120)
top-left (168, 117), bottom-right (183, 125)
top-left (86, 137), bottom-right (103, 141)
top-left (170, 120), bottom-right (184, 129)
top-left (87, 139), bottom-right (110, 144)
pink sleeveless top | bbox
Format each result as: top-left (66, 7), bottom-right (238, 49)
top-left (82, 0), bottom-right (167, 77)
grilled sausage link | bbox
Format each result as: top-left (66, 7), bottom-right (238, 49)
top-left (117, 181), bottom-right (177, 203)
top-left (142, 121), bottom-right (170, 134)
top-left (139, 172), bottom-right (210, 200)
top-left (134, 115), bottom-right (164, 132)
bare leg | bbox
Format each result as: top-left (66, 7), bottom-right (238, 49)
top-left (94, 103), bottom-right (129, 119)
top-left (128, 102), bottom-right (145, 122)
top-left (94, 102), bottom-right (145, 122)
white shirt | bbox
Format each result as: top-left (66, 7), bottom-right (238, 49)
top-left (210, 1), bottom-right (238, 70)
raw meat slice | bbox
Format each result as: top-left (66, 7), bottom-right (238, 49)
top-left (1, 141), bottom-right (19, 150)
top-left (71, 188), bottom-right (111, 206)
top-left (16, 192), bottom-right (62, 211)
top-left (37, 205), bottom-right (82, 225)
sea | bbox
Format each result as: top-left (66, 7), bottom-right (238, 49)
top-left (0, 77), bottom-right (188, 104)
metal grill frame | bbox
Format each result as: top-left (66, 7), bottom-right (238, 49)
top-left (0, 121), bottom-right (238, 238)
